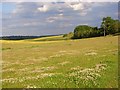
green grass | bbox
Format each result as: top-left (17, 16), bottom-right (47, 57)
top-left (2, 35), bottom-right (118, 88)
top-left (26, 35), bottom-right (67, 42)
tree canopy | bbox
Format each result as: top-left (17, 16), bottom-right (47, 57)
top-left (63, 16), bottom-right (120, 39)
top-left (101, 17), bottom-right (120, 35)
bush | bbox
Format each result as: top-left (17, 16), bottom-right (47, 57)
top-left (73, 25), bottom-right (101, 39)
top-left (63, 32), bottom-right (74, 39)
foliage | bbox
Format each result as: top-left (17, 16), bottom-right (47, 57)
top-left (101, 17), bottom-right (120, 35)
top-left (73, 25), bottom-right (102, 39)
top-left (71, 16), bottom-right (120, 39)
top-left (63, 32), bottom-right (74, 39)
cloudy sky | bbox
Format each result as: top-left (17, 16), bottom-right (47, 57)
top-left (1, 2), bottom-right (118, 36)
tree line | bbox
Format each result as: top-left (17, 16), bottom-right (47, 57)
top-left (63, 16), bottom-right (120, 39)
top-left (1, 34), bottom-right (63, 40)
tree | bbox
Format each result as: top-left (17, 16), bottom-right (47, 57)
top-left (73, 25), bottom-right (100, 39)
top-left (101, 17), bottom-right (120, 35)
top-left (65, 16), bottom-right (120, 40)
top-left (112, 20), bottom-right (120, 33)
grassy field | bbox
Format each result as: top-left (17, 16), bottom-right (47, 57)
top-left (1, 35), bottom-right (118, 88)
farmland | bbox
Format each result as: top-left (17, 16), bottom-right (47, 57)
top-left (1, 35), bottom-right (118, 88)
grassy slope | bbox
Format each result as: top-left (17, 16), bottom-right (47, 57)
top-left (25, 35), bottom-right (66, 42)
top-left (2, 35), bottom-right (118, 88)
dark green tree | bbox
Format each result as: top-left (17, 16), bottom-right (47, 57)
top-left (73, 25), bottom-right (100, 39)
top-left (101, 16), bottom-right (120, 35)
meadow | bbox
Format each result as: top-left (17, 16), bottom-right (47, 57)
top-left (1, 35), bottom-right (118, 88)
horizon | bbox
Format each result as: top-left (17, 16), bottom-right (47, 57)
top-left (1, 2), bottom-right (118, 36)
top-left (0, 33), bottom-right (63, 37)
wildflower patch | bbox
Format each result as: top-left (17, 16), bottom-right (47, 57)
top-left (68, 63), bottom-right (107, 87)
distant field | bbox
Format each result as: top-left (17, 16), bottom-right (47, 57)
top-left (2, 35), bottom-right (118, 88)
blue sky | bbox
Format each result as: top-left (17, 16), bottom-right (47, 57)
top-left (1, 2), bottom-right (118, 36)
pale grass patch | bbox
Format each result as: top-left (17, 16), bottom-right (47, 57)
top-left (101, 55), bottom-right (106, 57)
top-left (40, 57), bottom-right (48, 61)
top-left (2, 72), bottom-right (62, 84)
top-left (66, 50), bottom-right (79, 55)
top-left (26, 57), bottom-right (48, 62)
top-left (19, 67), bottom-right (30, 72)
top-left (26, 85), bottom-right (37, 88)
top-left (40, 73), bottom-right (55, 78)
top-left (40, 73), bottom-right (62, 78)
top-left (3, 68), bottom-right (15, 72)
top-left (49, 54), bottom-right (64, 58)
top-left (50, 50), bottom-right (79, 58)
top-left (59, 50), bottom-right (67, 53)
top-left (84, 49), bottom-right (97, 56)
top-left (58, 61), bottom-right (70, 65)
top-left (71, 66), bottom-right (83, 70)
top-left (31, 69), bottom-right (44, 73)
top-left (105, 49), bottom-right (118, 53)
top-left (3, 61), bottom-right (25, 68)
top-left (85, 52), bottom-right (97, 56)
top-left (31, 66), bottom-right (56, 73)
top-left (41, 66), bottom-right (56, 71)
top-left (2, 76), bottom-right (37, 83)
top-left (2, 78), bottom-right (18, 83)
top-left (95, 64), bottom-right (107, 72)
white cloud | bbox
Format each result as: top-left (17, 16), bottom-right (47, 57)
top-left (46, 14), bottom-right (64, 23)
top-left (69, 3), bottom-right (84, 10)
top-left (2, 2), bottom-right (118, 36)
top-left (37, 5), bottom-right (50, 12)
top-left (59, 13), bottom-right (63, 16)
top-left (12, 2), bottom-right (38, 15)
top-left (65, 2), bottom-right (92, 16)
top-left (37, 2), bottom-right (64, 13)
top-left (11, 2), bottom-right (92, 17)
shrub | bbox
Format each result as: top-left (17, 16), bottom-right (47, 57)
top-left (73, 25), bottom-right (101, 39)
